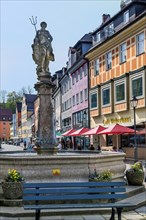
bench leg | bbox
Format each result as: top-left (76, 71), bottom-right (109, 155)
top-left (35, 209), bottom-right (40, 220)
top-left (109, 208), bottom-right (115, 220)
top-left (117, 208), bottom-right (122, 220)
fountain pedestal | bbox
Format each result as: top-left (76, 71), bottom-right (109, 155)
top-left (34, 72), bottom-right (57, 155)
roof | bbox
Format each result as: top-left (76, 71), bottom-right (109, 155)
top-left (16, 102), bottom-right (22, 112)
top-left (24, 94), bottom-right (37, 112)
top-left (0, 108), bottom-right (12, 121)
top-left (73, 33), bottom-right (92, 48)
top-left (24, 94), bottom-right (37, 104)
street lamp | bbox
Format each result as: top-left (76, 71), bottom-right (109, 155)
top-left (130, 96), bottom-right (138, 162)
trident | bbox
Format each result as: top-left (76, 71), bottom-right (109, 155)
top-left (29, 16), bottom-right (37, 34)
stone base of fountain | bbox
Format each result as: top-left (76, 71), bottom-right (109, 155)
top-left (0, 152), bottom-right (126, 183)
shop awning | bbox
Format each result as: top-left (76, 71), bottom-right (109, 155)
top-left (62, 129), bottom-right (76, 136)
top-left (70, 128), bottom-right (90, 136)
top-left (98, 124), bottom-right (135, 135)
top-left (82, 125), bottom-right (106, 136)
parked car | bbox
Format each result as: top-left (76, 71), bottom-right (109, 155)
top-left (8, 140), bottom-right (13, 145)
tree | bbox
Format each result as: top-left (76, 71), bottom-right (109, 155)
top-left (6, 91), bottom-right (22, 113)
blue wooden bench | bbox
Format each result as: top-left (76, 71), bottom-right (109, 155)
top-left (23, 181), bottom-right (135, 220)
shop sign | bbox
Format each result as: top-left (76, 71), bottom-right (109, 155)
top-left (103, 117), bottom-right (131, 125)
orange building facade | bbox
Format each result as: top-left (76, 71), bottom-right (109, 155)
top-left (0, 109), bottom-right (12, 141)
top-left (85, 1), bottom-right (146, 156)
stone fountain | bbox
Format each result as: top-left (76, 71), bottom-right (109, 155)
top-left (0, 20), bottom-right (126, 184)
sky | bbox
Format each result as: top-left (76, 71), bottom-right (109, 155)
top-left (1, 0), bottom-right (121, 98)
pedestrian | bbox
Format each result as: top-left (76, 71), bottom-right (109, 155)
top-left (57, 141), bottom-right (62, 151)
top-left (97, 145), bottom-right (101, 151)
top-left (23, 141), bottom-right (27, 150)
top-left (89, 144), bottom-right (95, 150)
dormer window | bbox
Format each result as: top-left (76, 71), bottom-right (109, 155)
top-left (96, 32), bottom-right (100, 42)
top-left (124, 10), bottom-right (129, 24)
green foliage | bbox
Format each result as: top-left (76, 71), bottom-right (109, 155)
top-left (4, 169), bottom-right (24, 182)
top-left (131, 162), bottom-right (143, 173)
top-left (89, 169), bottom-right (112, 182)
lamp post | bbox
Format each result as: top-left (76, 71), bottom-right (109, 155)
top-left (130, 96), bottom-right (138, 162)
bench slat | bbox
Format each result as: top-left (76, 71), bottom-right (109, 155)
top-left (23, 187), bottom-right (126, 195)
top-left (23, 182), bottom-right (125, 188)
top-left (23, 193), bottom-right (126, 201)
top-left (23, 187), bottom-right (126, 194)
top-left (24, 202), bottom-right (135, 210)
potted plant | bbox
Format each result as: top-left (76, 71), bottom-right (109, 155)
top-left (89, 169), bottom-right (112, 182)
top-left (2, 169), bottom-right (24, 199)
top-left (126, 162), bottom-right (144, 186)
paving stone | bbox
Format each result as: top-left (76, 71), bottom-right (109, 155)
top-left (83, 215), bottom-right (105, 220)
top-left (122, 211), bottom-right (145, 220)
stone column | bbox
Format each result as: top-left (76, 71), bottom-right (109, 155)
top-left (34, 72), bottom-right (57, 155)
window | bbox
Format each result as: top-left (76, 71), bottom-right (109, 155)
top-left (72, 74), bottom-right (75, 85)
top-left (96, 31), bottom-right (100, 42)
top-left (132, 76), bottom-right (143, 97)
top-left (76, 71), bottom-right (78, 82)
top-left (94, 59), bottom-right (99, 76)
top-left (124, 10), bottom-right (129, 24)
top-left (80, 91), bottom-right (83, 103)
top-left (102, 87), bottom-right (110, 106)
top-left (80, 67), bottom-right (82, 79)
top-left (84, 64), bottom-right (87, 76)
top-left (106, 51), bottom-right (112, 70)
top-left (69, 78), bottom-right (71, 89)
top-left (76, 93), bottom-right (79, 104)
top-left (120, 43), bottom-right (126, 63)
top-left (84, 88), bottom-right (88, 100)
top-left (136, 32), bottom-right (144, 55)
top-left (115, 82), bottom-right (125, 102)
top-left (73, 96), bottom-right (75, 106)
top-left (104, 26), bottom-right (108, 38)
top-left (109, 22), bottom-right (114, 36)
top-left (90, 92), bottom-right (97, 109)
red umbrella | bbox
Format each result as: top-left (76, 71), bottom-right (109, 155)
top-left (98, 124), bottom-right (135, 135)
top-left (82, 125), bottom-right (106, 136)
top-left (137, 128), bottom-right (146, 135)
top-left (70, 128), bottom-right (90, 136)
top-left (62, 129), bottom-right (76, 136)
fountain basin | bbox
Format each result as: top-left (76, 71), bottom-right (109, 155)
top-left (0, 151), bottom-right (126, 183)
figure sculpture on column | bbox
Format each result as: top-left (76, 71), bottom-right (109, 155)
top-left (32, 21), bottom-right (55, 73)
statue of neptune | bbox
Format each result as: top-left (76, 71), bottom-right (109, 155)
top-left (32, 21), bottom-right (55, 73)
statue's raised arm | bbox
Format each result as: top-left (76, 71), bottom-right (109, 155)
top-left (32, 21), bottom-right (55, 73)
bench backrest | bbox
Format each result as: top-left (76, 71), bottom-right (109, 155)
top-left (23, 181), bottom-right (126, 205)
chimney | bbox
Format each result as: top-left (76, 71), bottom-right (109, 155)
top-left (102, 14), bottom-right (110, 23)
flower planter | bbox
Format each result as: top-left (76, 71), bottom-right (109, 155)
top-left (126, 169), bottom-right (144, 186)
top-left (2, 181), bottom-right (23, 199)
